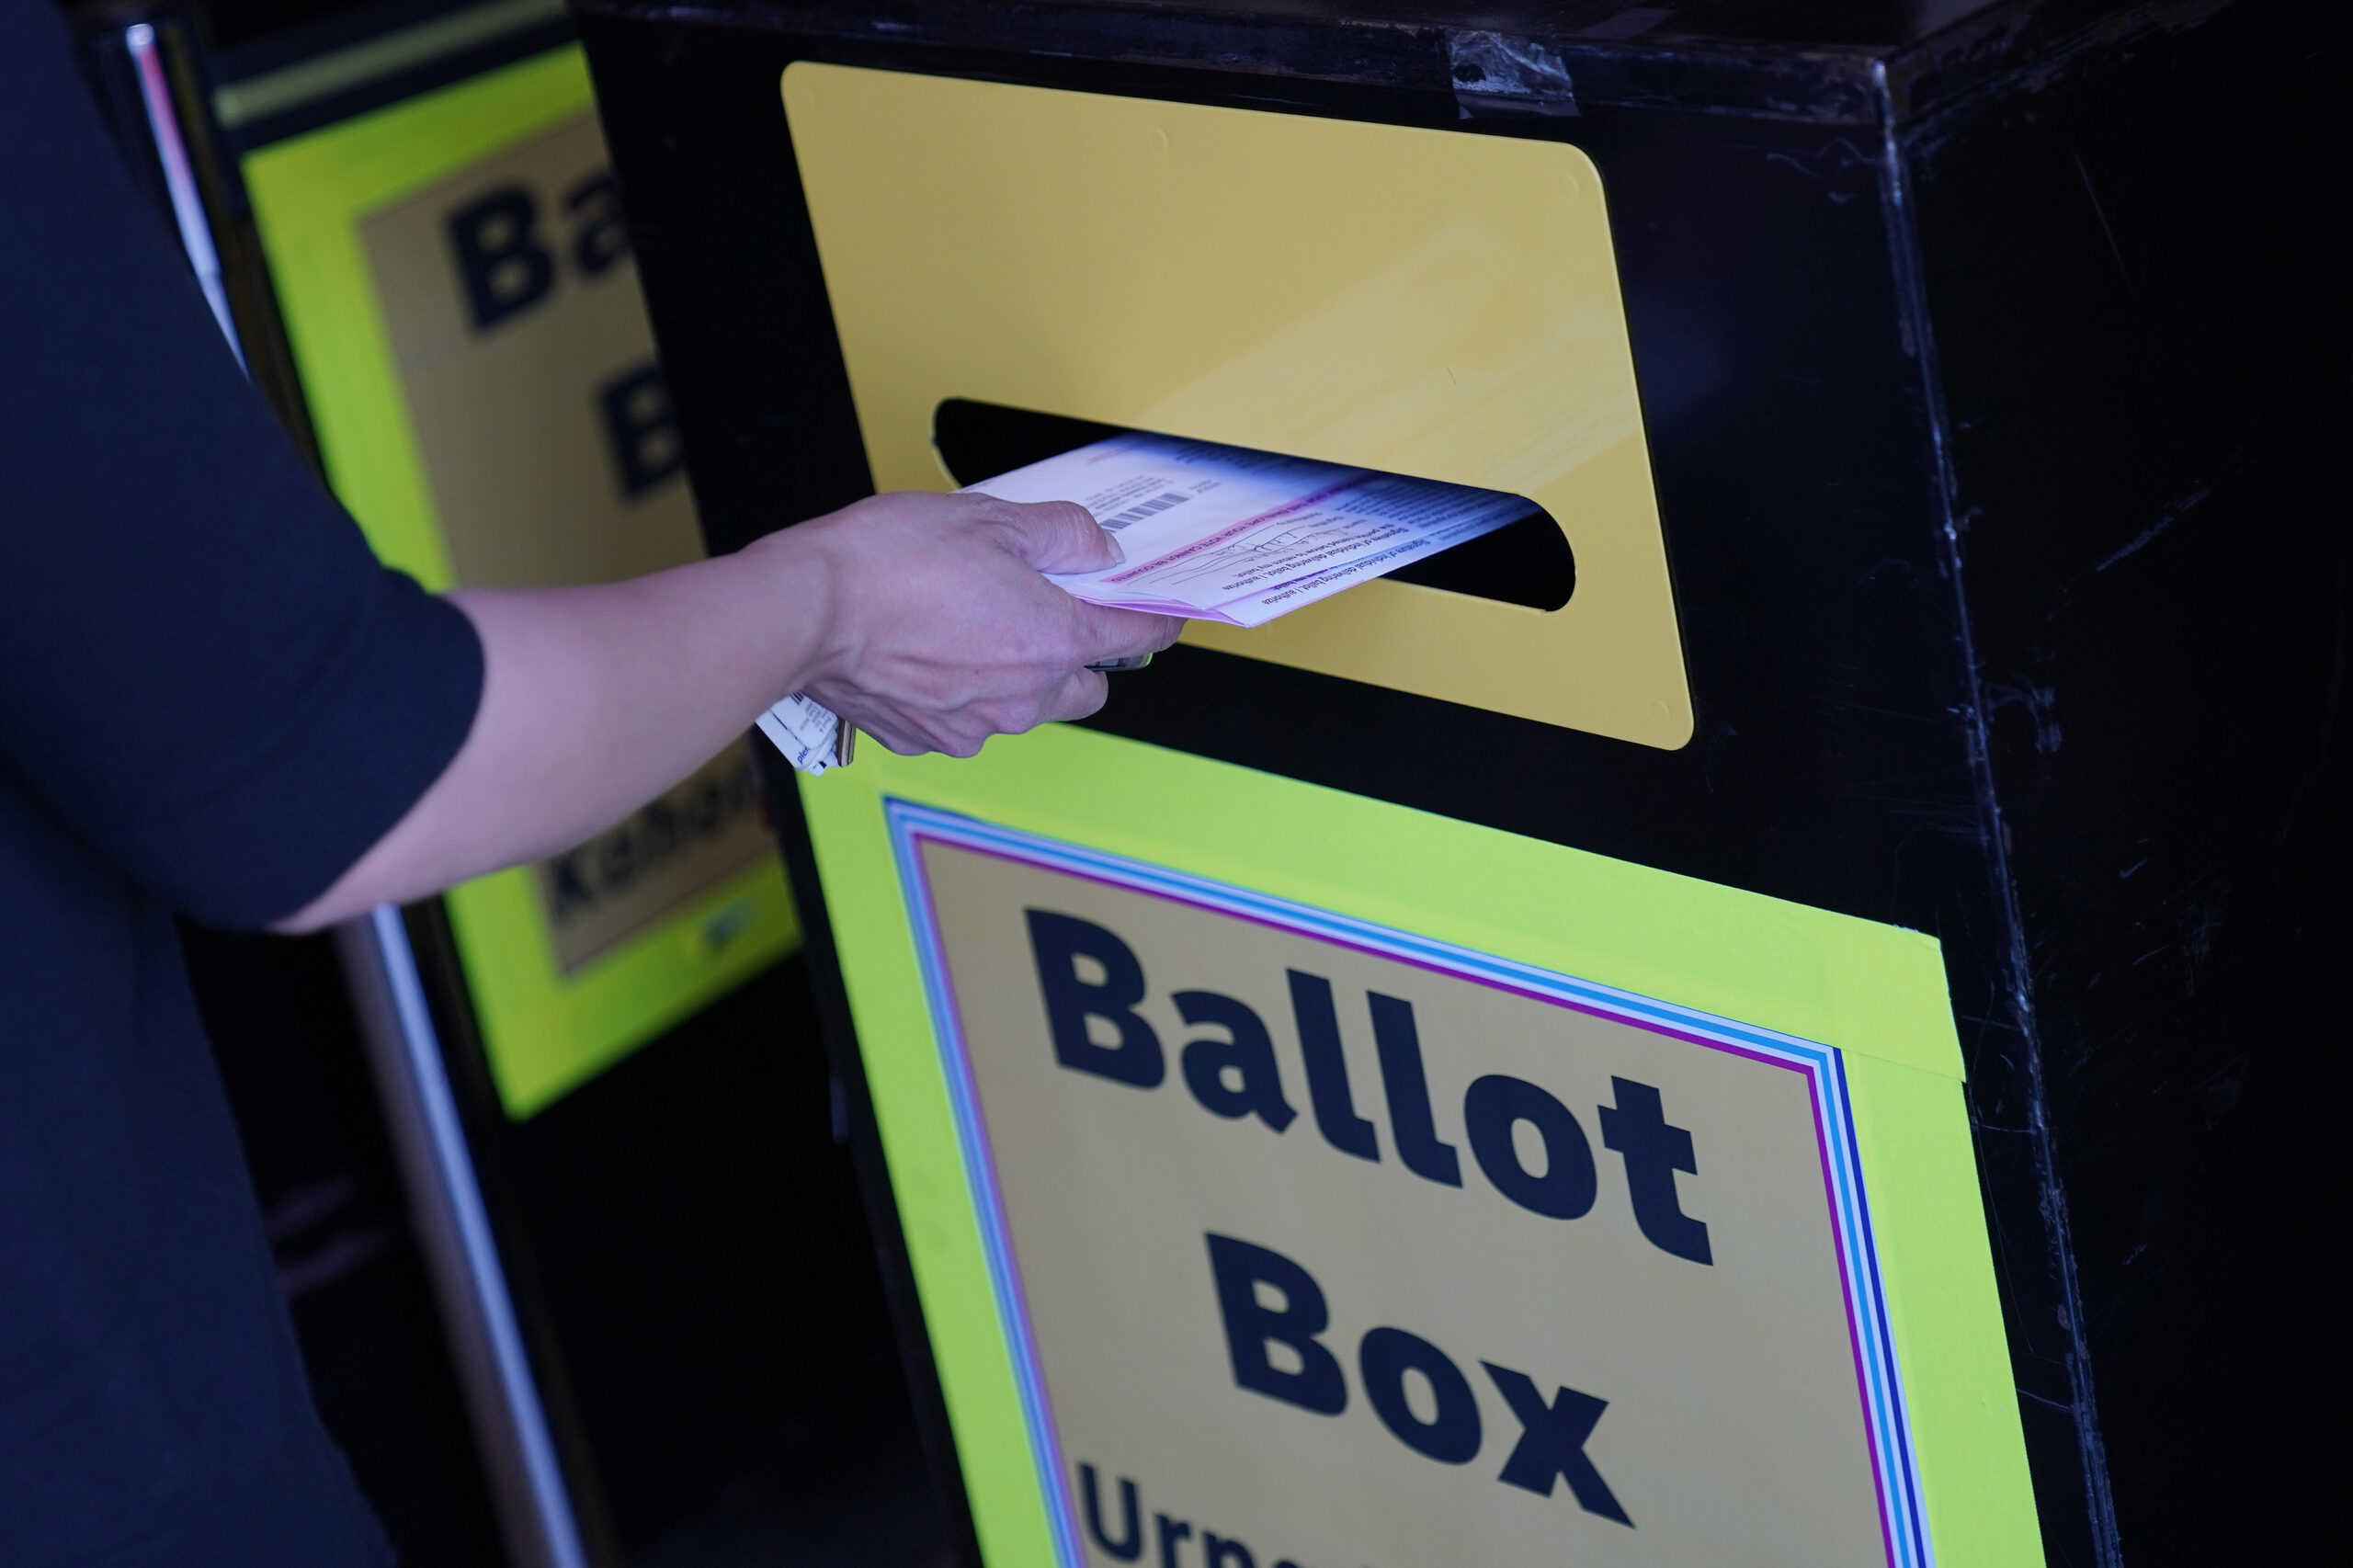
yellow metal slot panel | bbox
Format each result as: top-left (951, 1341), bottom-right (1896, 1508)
top-left (782, 62), bottom-right (1692, 749)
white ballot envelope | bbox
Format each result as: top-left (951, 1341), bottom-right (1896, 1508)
top-left (756, 690), bottom-right (850, 777)
top-left (981, 433), bottom-right (1531, 627)
top-left (761, 435), bottom-right (1532, 770)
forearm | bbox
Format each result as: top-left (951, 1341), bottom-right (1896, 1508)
top-left (277, 531), bottom-right (830, 931)
top-left (271, 490), bottom-right (1176, 933)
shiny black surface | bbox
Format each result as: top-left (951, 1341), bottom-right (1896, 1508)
top-left (1910, 14), bottom-right (2341, 1558)
top-left (571, 0), bottom-right (2225, 123)
top-left (580, 0), bottom-right (2340, 1561)
top-left (563, 0), bottom-right (2029, 59)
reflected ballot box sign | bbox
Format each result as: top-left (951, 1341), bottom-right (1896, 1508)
top-left (358, 110), bottom-right (704, 587)
top-left (531, 751), bottom-right (769, 973)
top-left (242, 50), bottom-right (796, 1115)
top-left (160, 10), bottom-right (855, 1562)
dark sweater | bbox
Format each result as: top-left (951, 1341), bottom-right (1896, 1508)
top-left (2, 4), bottom-right (483, 1560)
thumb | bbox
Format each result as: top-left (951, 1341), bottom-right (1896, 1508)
top-left (992, 498), bottom-right (1125, 574)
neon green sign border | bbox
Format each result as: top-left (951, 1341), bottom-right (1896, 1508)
top-left (242, 46), bottom-right (798, 1117)
top-left (801, 721), bottom-right (2042, 1567)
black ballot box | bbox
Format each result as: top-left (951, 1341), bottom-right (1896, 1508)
top-left (574, 3), bottom-right (2341, 1563)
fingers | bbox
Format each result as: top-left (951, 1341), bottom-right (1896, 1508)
top-left (1073, 604), bottom-right (1184, 663)
top-left (1040, 668), bottom-right (1111, 725)
top-left (986, 498), bottom-right (1125, 574)
top-left (792, 492), bottom-right (1174, 764)
top-left (822, 701), bottom-right (929, 758)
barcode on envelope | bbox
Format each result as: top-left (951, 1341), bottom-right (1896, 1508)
top-left (1101, 492), bottom-right (1190, 530)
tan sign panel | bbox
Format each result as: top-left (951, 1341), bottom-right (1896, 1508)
top-left (895, 805), bottom-right (1922, 1566)
top-left (358, 109), bottom-right (770, 970)
top-left (359, 109), bottom-right (704, 586)
top-left (529, 748), bottom-right (767, 973)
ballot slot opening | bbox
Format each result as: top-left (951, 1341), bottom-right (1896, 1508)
top-left (932, 399), bottom-right (1574, 612)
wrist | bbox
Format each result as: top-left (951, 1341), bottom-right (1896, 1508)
top-left (743, 522), bottom-right (851, 697)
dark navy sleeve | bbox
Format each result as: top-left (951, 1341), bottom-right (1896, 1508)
top-left (0, 1), bottom-right (483, 929)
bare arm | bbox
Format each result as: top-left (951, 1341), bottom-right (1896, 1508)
top-left (276, 491), bottom-right (1176, 931)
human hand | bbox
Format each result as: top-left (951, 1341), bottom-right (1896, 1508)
top-left (767, 490), bottom-right (1181, 757)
